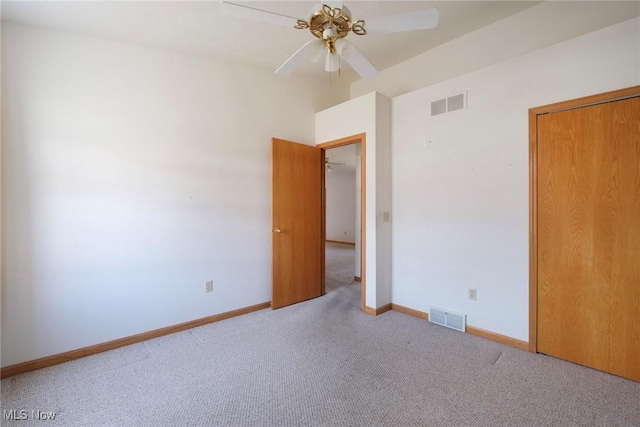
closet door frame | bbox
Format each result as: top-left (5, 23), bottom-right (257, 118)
top-left (528, 85), bottom-right (640, 353)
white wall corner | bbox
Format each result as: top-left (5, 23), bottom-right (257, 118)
top-left (374, 93), bottom-right (392, 308)
top-left (316, 92), bottom-right (391, 308)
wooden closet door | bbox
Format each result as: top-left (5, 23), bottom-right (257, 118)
top-left (609, 97), bottom-right (640, 382)
top-left (537, 102), bottom-right (613, 373)
top-left (537, 96), bottom-right (640, 382)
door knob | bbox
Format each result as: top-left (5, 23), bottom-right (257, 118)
top-left (273, 228), bottom-right (282, 234)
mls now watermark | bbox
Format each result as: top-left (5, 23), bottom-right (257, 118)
top-left (3, 409), bottom-right (57, 421)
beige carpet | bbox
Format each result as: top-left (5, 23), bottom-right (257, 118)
top-left (324, 242), bottom-right (356, 293)
top-left (2, 244), bottom-right (639, 426)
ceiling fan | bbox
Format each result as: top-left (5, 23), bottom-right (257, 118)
top-left (325, 157), bottom-right (346, 172)
top-left (218, 1), bottom-right (439, 79)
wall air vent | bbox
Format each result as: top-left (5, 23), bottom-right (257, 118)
top-left (429, 306), bottom-right (466, 332)
top-left (430, 92), bottom-right (467, 117)
top-left (431, 99), bottom-right (447, 116)
top-left (447, 93), bottom-right (465, 112)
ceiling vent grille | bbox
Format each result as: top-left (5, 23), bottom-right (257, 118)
top-left (430, 92), bottom-right (466, 116)
top-left (429, 306), bottom-right (466, 332)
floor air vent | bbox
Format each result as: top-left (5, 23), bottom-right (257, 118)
top-left (429, 306), bottom-right (466, 332)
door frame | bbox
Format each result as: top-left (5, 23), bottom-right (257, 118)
top-left (317, 133), bottom-right (366, 312)
top-left (528, 85), bottom-right (640, 353)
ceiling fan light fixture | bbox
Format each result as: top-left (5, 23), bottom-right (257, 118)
top-left (334, 38), bottom-right (350, 59)
top-left (325, 52), bottom-right (339, 72)
top-left (322, 24), bottom-right (338, 39)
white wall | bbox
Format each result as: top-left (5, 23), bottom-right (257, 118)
top-left (390, 17), bottom-right (640, 341)
top-left (326, 170), bottom-right (356, 243)
top-left (0, 22), bottom-right (348, 367)
top-left (375, 97), bottom-right (392, 307)
top-left (354, 144), bottom-right (361, 278)
top-left (316, 92), bottom-right (392, 309)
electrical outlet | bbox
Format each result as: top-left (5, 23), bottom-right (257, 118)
top-left (205, 280), bottom-right (213, 293)
top-left (468, 288), bottom-right (477, 301)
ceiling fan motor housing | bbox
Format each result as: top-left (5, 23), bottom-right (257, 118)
top-left (308, 4), bottom-right (352, 40)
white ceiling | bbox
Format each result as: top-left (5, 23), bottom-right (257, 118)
top-left (0, 0), bottom-right (544, 82)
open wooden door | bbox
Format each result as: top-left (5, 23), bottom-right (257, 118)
top-left (271, 138), bottom-right (322, 309)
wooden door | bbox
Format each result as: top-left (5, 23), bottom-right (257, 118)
top-left (537, 96), bottom-right (640, 381)
top-left (608, 97), bottom-right (640, 381)
top-left (271, 138), bottom-right (322, 309)
top-left (537, 103), bottom-right (613, 372)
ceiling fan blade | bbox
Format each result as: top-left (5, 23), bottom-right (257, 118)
top-left (275, 41), bottom-right (323, 76)
top-left (307, 39), bottom-right (326, 63)
top-left (336, 39), bottom-right (378, 80)
top-left (363, 8), bottom-right (439, 34)
top-left (219, 0), bottom-right (301, 27)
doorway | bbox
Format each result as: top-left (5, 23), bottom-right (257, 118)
top-left (324, 144), bottom-right (359, 296)
top-left (318, 133), bottom-right (366, 311)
